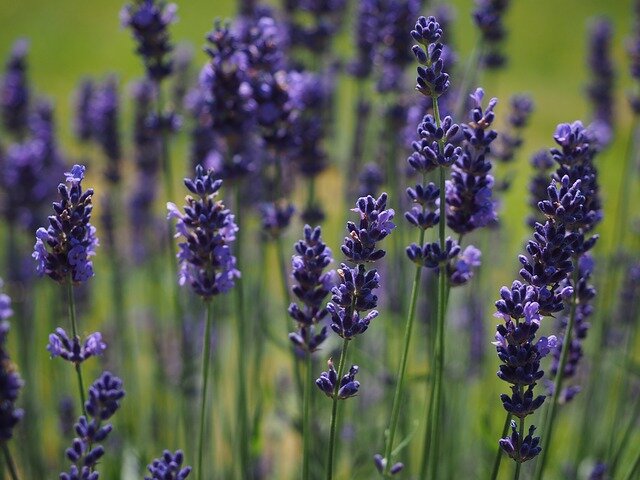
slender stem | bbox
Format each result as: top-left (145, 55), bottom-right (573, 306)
top-left (490, 413), bottom-right (512, 480)
top-left (623, 443), bottom-right (640, 480)
top-left (610, 372), bottom-right (640, 476)
top-left (303, 352), bottom-right (312, 480)
top-left (66, 278), bottom-right (86, 417)
top-left (233, 186), bottom-right (250, 479)
top-left (1, 443), bottom-right (19, 480)
top-left (197, 301), bottom-right (214, 480)
top-left (326, 339), bottom-right (350, 480)
top-left (306, 176), bottom-right (316, 214)
top-left (454, 39), bottom-right (485, 121)
top-left (533, 271), bottom-right (579, 480)
top-left (382, 224), bottom-right (425, 475)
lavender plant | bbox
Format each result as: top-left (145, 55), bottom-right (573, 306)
top-left (33, 164), bottom-right (100, 416)
top-left (145, 450), bottom-right (192, 480)
top-left (167, 165), bottom-right (239, 480)
top-left (288, 224), bottom-right (334, 478)
top-left (59, 371), bottom-right (125, 480)
top-left (319, 193), bottom-right (394, 480)
top-left (0, 285), bottom-right (23, 480)
top-left (1, 39), bottom-right (30, 139)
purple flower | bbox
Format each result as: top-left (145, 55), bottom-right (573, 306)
top-left (316, 359), bottom-right (360, 399)
top-left (288, 225), bottom-right (334, 353)
top-left (259, 201), bottom-right (295, 239)
top-left (473, 0), bottom-right (511, 69)
top-left (167, 165), bottom-right (240, 299)
top-left (493, 94), bottom-right (534, 164)
top-left (1, 39), bottom-right (30, 138)
top-left (89, 76), bottom-right (122, 183)
top-left (73, 78), bottom-right (95, 143)
top-left (32, 164), bottom-right (99, 284)
top-left (60, 372), bottom-right (125, 480)
top-left (121, 0), bottom-right (177, 82)
top-left (47, 328), bottom-right (107, 363)
top-left (499, 421), bottom-right (541, 463)
top-left (448, 245), bottom-right (482, 286)
top-left (586, 18), bottom-right (615, 148)
top-left (342, 193), bottom-right (395, 263)
top-left (412, 15), bottom-right (450, 97)
top-left (145, 450), bottom-right (192, 480)
top-left (0, 286), bottom-right (23, 441)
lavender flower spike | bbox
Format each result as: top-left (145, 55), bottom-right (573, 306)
top-left (32, 164), bottom-right (99, 284)
top-left (145, 450), bottom-right (192, 480)
top-left (0, 285), bottom-right (24, 441)
top-left (342, 193), bottom-right (395, 263)
top-left (121, 0), bottom-right (177, 82)
top-left (47, 328), bottom-right (107, 364)
top-left (1, 39), bottom-right (30, 137)
top-left (167, 165), bottom-right (240, 299)
top-left (60, 371), bottom-right (125, 480)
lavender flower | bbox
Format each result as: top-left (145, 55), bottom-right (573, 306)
top-left (60, 372), bottom-right (125, 480)
top-left (121, 0), bottom-right (177, 82)
top-left (586, 18), bottom-right (615, 147)
top-left (341, 193), bottom-right (395, 263)
top-left (90, 76), bottom-right (122, 183)
top-left (408, 115), bottom-right (460, 173)
top-left (348, 0), bottom-right (379, 79)
top-left (47, 327), bottom-right (107, 364)
top-left (316, 359), bottom-right (360, 399)
top-left (446, 88), bottom-right (498, 234)
top-left (288, 225), bottom-right (334, 352)
top-left (473, 0), bottom-right (511, 69)
top-left (145, 450), bottom-right (192, 480)
top-left (1, 39), bottom-right (30, 138)
top-left (0, 286), bottom-right (24, 441)
top-left (73, 78), bottom-right (95, 143)
top-left (412, 15), bottom-right (450, 98)
top-left (493, 171), bottom-right (587, 464)
top-left (259, 201), bottom-right (295, 239)
top-left (376, 0), bottom-right (420, 93)
top-left (527, 150), bottom-right (555, 227)
top-left (357, 163), bottom-right (384, 198)
top-left (167, 165), bottom-right (240, 299)
top-left (32, 165), bottom-right (99, 284)
top-left (493, 94), bottom-right (534, 164)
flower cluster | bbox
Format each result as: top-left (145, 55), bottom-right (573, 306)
top-left (121, 0), bottom-right (177, 82)
top-left (145, 450), bottom-right (192, 480)
top-left (316, 193), bottom-right (394, 397)
top-left (33, 165), bottom-right (99, 284)
top-left (0, 39), bottom-right (31, 138)
top-left (412, 15), bottom-right (450, 98)
top-left (0, 286), bottom-right (24, 441)
top-left (527, 150), bottom-right (555, 227)
top-left (493, 167), bottom-right (591, 463)
top-left (47, 328), bottom-right (107, 364)
top-left (288, 225), bottom-right (334, 353)
top-left (1, 39), bottom-right (30, 138)
top-left (586, 18), bottom-right (615, 147)
top-left (89, 76), bottom-right (122, 183)
top-left (493, 94), bottom-right (534, 164)
top-left (60, 372), bottom-right (125, 480)
top-left (545, 121), bottom-right (602, 400)
top-left (446, 88), bottom-right (498, 234)
top-left (348, 0), bottom-right (379, 79)
top-left (342, 193), bottom-right (395, 263)
top-left (259, 201), bottom-right (295, 239)
top-left (473, 0), bottom-right (511, 69)
top-left (316, 359), bottom-right (360, 400)
top-left (167, 165), bottom-right (240, 299)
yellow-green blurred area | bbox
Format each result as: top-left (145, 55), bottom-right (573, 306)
top-left (1, 0), bottom-right (640, 479)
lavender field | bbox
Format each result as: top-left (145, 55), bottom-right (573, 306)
top-left (0, 0), bottom-right (638, 479)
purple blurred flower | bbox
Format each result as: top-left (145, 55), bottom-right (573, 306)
top-left (145, 450), bottom-right (192, 480)
top-left (47, 327), bottom-right (107, 364)
top-left (1, 39), bottom-right (30, 138)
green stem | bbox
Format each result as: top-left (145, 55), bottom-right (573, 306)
top-left (326, 339), bottom-right (350, 480)
top-left (197, 301), bottom-right (214, 480)
top-left (623, 443), bottom-right (640, 480)
top-left (303, 352), bottom-right (312, 480)
top-left (533, 270), bottom-right (579, 480)
top-left (1, 443), bottom-right (19, 480)
top-left (382, 223), bottom-right (425, 475)
top-left (66, 278), bottom-right (86, 417)
top-left (426, 94), bottom-right (449, 480)
top-left (490, 413), bottom-right (512, 480)
top-left (233, 186), bottom-right (250, 479)
top-left (610, 365), bottom-right (640, 476)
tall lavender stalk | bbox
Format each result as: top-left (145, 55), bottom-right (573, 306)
top-left (318, 193), bottom-right (395, 480)
top-left (0, 285), bottom-right (23, 480)
top-left (33, 165), bottom-right (101, 417)
top-left (167, 165), bottom-right (239, 480)
top-left (534, 121), bottom-right (602, 480)
top-left (288, 225), bottom-right (334, 479)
